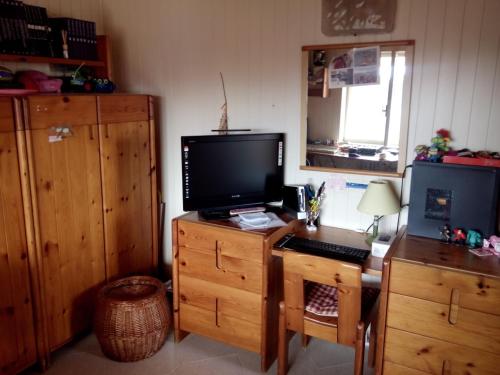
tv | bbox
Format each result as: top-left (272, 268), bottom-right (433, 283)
top-left (407, 161), bottom-right (500, 239)
top-left (181, 133), bottom-right (285, 218)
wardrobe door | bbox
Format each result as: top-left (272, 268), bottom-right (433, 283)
top-left (98, 95), bottom-right (158, 280)
top-left (0, 98), bottom-right (37, 374)
top-left (25, 96), bottom-right (105, 350)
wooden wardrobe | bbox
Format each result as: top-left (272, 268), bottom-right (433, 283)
top-left (0, 94), bottom-right (159, 373)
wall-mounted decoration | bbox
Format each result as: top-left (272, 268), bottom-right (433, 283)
top-left (328, 46), bottom-right (380, 88)
top-left (322, 0), bottom-right (397, 36)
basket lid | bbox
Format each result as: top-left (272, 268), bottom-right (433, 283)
top-left (102, 276), bottom-right (164, 302)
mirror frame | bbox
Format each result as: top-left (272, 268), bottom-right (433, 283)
top-left (300, 40), bottom-right (415, 177)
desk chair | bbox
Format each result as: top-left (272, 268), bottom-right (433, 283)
top-left (278, 251), bottom-right (380, 375)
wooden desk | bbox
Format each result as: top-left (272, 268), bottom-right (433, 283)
top-left (376, 230), bottom-right (500, 374)
top-left (272, 225), bottom-right (383, 277)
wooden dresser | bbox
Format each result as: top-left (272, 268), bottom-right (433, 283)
top-left (172, 212), bottom-right (298, 371)
top-left (377, 231), bottom-right (500, 374)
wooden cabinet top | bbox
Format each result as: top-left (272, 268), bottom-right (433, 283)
top-left (391, 232), bottom-right (500, 279)
top-left (174, 210), bottom-right (299, 238)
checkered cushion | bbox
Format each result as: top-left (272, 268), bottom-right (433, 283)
top-left (304, 283), bottom-right (380, 318)
top-left (305, 283), bottom-right (339, 317)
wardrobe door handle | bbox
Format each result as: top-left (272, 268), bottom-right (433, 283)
top-left (88, 125), bottom-right (94, 140)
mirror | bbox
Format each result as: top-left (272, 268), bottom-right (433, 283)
top-left (300, 40), bottom-right (414, 176)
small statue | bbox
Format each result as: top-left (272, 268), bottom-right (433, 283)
top-left (466, 230), bottom-right (482, 249)
top-left (414, 129), bottom-right (452, 162)
top-left (452, 228), bottom-right (466, 245)
top-left (439, 224), bottom-right (451, 243)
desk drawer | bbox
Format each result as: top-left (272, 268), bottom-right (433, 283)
top-left (384, 328), bottom-right (500, 375)
top-left (178, 221), bottom-right (263, 264)
top-left (389, 260), bottom-right (500, 316)
top-left (26, 96), bottom-right (97, 129)
top-left (179, 303), bottom-right (261, 353)
top-left (387, 292), bottom-right (500, 354)
top-left (178, 246), bottom-right (262, 293)
top-left (179, 275), bottom-right (261, 325)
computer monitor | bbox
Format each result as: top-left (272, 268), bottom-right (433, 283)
top-left (407, 161), bottom-right (500, 239)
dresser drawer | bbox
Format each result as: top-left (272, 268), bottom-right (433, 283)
top-left (179, 275), bottom-right (261, 325)
top-left (178, 246), bottom-right (262, 293)
top-left (387, 292), bottom-right (500, 354)
top-left (383, 361), bottom-right (429, 375)
top-left (26, 96), bottom-right (97, 129)
top-left (179, 303), bottom-right (261, 352)
top-left (384, 328), bottom-right (500, 375)
top-left (178, 221), bottom-right (263, 264)
top-left (98, 95), bottom-right (149, 123)
top-left (390, 260), bottom-right (500, 316)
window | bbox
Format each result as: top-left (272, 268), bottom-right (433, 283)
top-left (301, 40), bottom-right (414, 175)
top-left (339, 49), bottom-right (407, 147)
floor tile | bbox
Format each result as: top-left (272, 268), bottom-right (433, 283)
top-left (22, 331), bottom-right (376, 375)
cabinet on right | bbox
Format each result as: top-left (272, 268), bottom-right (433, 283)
top-left (377, 232), bottom-right (500, 375)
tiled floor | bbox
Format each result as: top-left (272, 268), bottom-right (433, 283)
top-left (24, 332), bottom-right (375, 375)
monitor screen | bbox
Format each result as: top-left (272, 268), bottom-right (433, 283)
top-left (181, 133), bottom-right (284, 213)
top-left (408, 161), bottom-right (500, 239)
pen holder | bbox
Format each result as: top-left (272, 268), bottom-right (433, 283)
top-left (306, 196), bottom-right (323, 231)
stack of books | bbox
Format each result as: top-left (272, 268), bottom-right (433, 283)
top-left (24, 4), bottom-right (51, 56)
top-left (50, 17), bottom-right (97, 60)
top-left (0, 0), bottom-right (29, 55)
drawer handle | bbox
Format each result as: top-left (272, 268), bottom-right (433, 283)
top-left (215, 298), bottom-right (220, 327)
top-left (448, 288), bottom-right (460, 325)
top-left (215, 240), bottom-right (223, 270)
top-left (88, 125), bottom-right (94, 140)
top-left (442, 359), bottom-right (451, 375)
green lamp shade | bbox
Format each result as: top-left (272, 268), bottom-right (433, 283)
top-left (357, 180), bottom-right (400, 216)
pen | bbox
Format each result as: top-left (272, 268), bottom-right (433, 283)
top-left (316, 181), bottom-right (325, 198)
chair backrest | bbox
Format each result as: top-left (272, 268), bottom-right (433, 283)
top-left (283, 251), bottom-right (362, 346)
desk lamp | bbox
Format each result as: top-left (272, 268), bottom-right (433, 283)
top-left (357, 180), bottom-right (400, 242)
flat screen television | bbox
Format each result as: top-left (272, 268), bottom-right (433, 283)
top-left (181, 133), bottom-right (285, 217)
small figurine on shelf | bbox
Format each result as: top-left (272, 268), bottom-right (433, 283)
top-left (466, 230), bottom-right (483, 249)
top-left (452, 228), bottom-right (466, 245)
top-left (439, 224), bottom-right (452, 243)
top-left (414, 128), bottom-right (452, 162)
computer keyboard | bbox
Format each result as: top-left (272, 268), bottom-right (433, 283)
top-left (274, 234), bottom-right (369, 264)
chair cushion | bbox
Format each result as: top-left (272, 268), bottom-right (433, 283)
top-left (305, 283), bottom-right (339, 317)
top-left (305, 283), bottom-right (380, 318)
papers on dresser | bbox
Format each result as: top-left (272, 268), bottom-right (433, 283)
top-left (231, 212), bottom-right (287, 230)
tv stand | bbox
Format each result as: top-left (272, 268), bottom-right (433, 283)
top-left (198, 209), bottom-right (231, 220)
top-left (199, 206), bottom-right (267, 220)
top-left (172, 211), bottom-right (299, 371)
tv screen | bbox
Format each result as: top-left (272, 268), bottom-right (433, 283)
top-left (181, 133), bottom-right (285, 215)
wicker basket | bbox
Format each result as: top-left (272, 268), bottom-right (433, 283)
top-left (94, 276), bottom-right (170, 362)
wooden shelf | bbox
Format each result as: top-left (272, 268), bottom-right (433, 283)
top-left (0, 36), bottom-right (112, 79)
top-left (0, 53), bottom-right (105, 67)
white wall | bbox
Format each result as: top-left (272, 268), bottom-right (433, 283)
top-left (6, 0), bottom-right (499, 267)
top-left (100, 0), bottom-right (500, 266)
